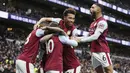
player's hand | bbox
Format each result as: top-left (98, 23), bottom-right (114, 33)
top-left (61, 30), bottom-right (68, 36)
top-left (33, 18), bottom-right (48, 30)
top-left (33, 24), bottom-right (40, 30)
top-left (40, 26), bottom-right (47, 30)
top-left (70, 37), bottom-right (82, 43)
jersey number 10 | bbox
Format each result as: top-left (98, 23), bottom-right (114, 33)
top-left (45, 39), bottom-right (54, 54)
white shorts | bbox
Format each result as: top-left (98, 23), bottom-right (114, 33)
top-left (46, 70), bottom-right (63, 73)
top-left (64, 66), bottom-right (81, 73)
top-left (40, 67), bottom-right (44, 73)
top-left (91, 52), bottom-right (112, 69)
top-left (16, 59), bottom-right (34, 73)
top-left (40, 67), bottom-right (63, 73)
top-left (40, 67), bottom-right (62, 73)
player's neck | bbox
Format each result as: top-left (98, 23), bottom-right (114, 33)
top-left (66, 24), bottom-right (70, 28)
top-left (95, 13), bottom-right (102, 20)
top-left (65, 23), bottom-right (71, 28)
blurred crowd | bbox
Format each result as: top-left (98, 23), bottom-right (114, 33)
top-left (103, 0), bottom-right (130, 10)
top-left (61, 0), bottom-right (130, 24)
top-left (107, 32), bottom-right (130, 41)
top-left (0, 0), bottom-right (52, 19)
top-left (111, 56), bottom-right (130, 73)
top-left (0, 39), bottom-right (18, 73)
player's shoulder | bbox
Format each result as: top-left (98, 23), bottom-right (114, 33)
top-left (97, 20), bottom-right (108, 29)
top-left (31, 29), bottom-right (40, 34)
top-left (32, 28), bottom-right (39, 32)
top-left (98, 20), bottom-right (108, 26)
top-left (99, 19), bottom-right (107, 23)
top-left (30, 29), bottom-right (37, 34)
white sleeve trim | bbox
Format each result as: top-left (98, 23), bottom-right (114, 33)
top-left (51, 18), bottom-right (62, 24)
top-left (36, 29), bottom-right (45, 37)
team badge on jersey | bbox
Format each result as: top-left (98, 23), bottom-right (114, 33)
top-left (98, 23), bottom-right (105, 29)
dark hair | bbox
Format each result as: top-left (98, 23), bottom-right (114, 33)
top-left (39, 21), bottom-right (49, 27)
top-left (94, 3), bottom-right (103, 11)
top-left (49, 21), bottom-right (59, 27)
top-left (63, 8), bottom-right (76, 16)
top-left (47, 22), bottom-right (60, 35)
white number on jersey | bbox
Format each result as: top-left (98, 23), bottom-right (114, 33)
top-left (24, 33), bottom-right (32, 45)
top-left (45, 39), bottom-right (54, 54)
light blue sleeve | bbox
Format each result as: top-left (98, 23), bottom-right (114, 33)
top-left (58, 35), bottom-right (78, 47)
top-left (36, 29), bottom-right (45, 37)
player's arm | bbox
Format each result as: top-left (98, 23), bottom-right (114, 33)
top-left (33, 18), bottom-right (62, 29)
top-left (33, 18), bottom-right (46, 30)
top-left (79, 20), bottom-right (108, 42)
top-left (72, 28), bottom-right (89, 37)
top-left (40, 34), bottom-right (54, 43)
top-left (36, 26), bottom-right (67, 37)
top-left (36, 29), bottom-right (45, 37)
top-left (46, 26), bottom-right (67, 36)
top-left (58, 36), bottom-right (78, 47)
top-left (39, 17), bottom-right (61, 23)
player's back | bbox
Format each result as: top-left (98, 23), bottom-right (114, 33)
top-left (17, 29), bottom-right (41, 63)
top-left (43, 36), bottom-right (63, 72)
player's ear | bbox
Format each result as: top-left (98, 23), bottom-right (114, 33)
top-left (64, 16), bottom-right (67, 20)
top-left (97, 7), bottom-right (101, 13)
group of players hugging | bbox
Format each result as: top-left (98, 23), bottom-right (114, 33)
top-left (16, 3), bottom-right (114, 73)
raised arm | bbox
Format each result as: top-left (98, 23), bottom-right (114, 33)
top-left (40, 34), bottom-right (54, 43)
top-left (79, 20), bottom-right (108, 42)
top-left (33, 18), bottom-right (61, 29)
top-left (46, 26), bottom-right (67, 36)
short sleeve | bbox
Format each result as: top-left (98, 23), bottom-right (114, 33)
top-left (36, 29), bottom-right (45, 37)
top-left (96, 20), bottom-right (108, 33)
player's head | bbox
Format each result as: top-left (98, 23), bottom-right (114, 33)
top-left (47, 22), bottom-right (61, 34)
top-left (39, 21), bottom-right (50, 27)
top-left (63, 8), bottom-right (76, 27)
top-left (90, 3), bottom-right (103, 19)
top-left (49, 21), bottom-right (59, 27)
